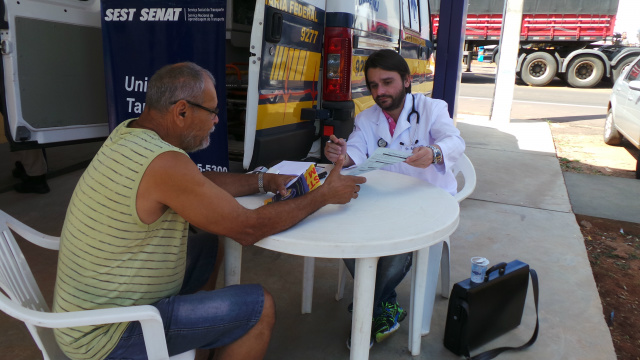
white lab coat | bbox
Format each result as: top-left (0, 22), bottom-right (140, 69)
top-left (346, 93), bottom-right (465, 195)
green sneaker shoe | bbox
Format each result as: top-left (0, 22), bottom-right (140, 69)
top-left (386, 302), bottom-right (407, 323)
top-left (346, 333), bottom-right (374, 350)
top-left (372, 302), bottom-right (407, 343)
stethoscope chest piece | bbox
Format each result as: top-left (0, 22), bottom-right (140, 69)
top-left (377, 138), bottom-right (388, 148)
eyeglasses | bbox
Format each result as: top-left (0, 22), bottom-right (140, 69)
top-left (172, 99), bottom-right (219, 117)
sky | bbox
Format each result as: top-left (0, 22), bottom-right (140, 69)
top-left (614, 0), bottom-right (640, 41)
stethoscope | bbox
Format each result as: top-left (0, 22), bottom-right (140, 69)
top-left (378, 94), bottom-right (421, 151)
top-left (407, 93), bottom-right (420, 125)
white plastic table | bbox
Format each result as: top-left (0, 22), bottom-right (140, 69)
top-left (223, 169), bottom-right (459, 359)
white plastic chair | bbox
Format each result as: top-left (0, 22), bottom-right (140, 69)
top-left (0, 210), bottom-right (195, 360)
top-left (301, 154), bottom-right (476, 336)
top-left (452, 153), bottom-right (477, 203)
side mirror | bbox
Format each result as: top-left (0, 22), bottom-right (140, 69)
top-left (629, 80), bottom-right (640, 91)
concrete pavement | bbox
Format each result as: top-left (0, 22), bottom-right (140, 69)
top-left (0, 115), bottom-right (619, 359)
top-left (564, 172), bottom-right (640, 224)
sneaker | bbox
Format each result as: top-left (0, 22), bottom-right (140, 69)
top-left (372, 302), bottom-right (407, 343)
top-left (348, 301), bottom-right (407, 321)
top-left (386, 302), bottom-right (407, 323)
top-left (346, 332), bottom-right (374, 350)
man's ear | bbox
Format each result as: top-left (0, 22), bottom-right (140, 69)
top-left (172, 100), bottom-right (189, 126)
top-left (404, 75), bottom-right (412, 93)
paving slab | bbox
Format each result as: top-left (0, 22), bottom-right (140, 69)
top-left (457, 115), bottom-right (557, 154)
top-left (563, 172), bottom-right (640, 224)
top-left (458, 117), bottom-right (572, 212)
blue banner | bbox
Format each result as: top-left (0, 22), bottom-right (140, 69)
top-left (101, 0), bottom-right (229, 171)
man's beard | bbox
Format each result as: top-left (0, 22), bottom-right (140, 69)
top-left (375, 88), bottom-right (406, 112)
top-left (182, 127), bottom-right (215, 153)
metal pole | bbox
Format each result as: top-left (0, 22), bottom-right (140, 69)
top-left (431, 0), bottom-right (469, 122)
top-left (490, 0), bottom-right (524, 123)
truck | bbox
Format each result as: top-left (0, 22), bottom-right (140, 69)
top-left (1, 0), bottom-right (434, 170)
top-left (429, 0), bottom-right (640, 88)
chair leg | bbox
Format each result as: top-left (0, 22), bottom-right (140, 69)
top-left (441, 238), bottom-right (451, 298)
top-left (335, 260), bottom-right (348, 301)
top-left (223, 237), bottom-right (242, 286)
top-left (170, 349), bottom-right (196, 359)
top-left (302, 257), bottom-right (315, 314)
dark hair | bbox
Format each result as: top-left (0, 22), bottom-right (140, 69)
top-left (145, 62), bottom-right (216, 112)
top-left (364, 49), bottom-right (411, 93)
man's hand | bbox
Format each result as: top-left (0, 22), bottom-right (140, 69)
top-left (264, 173), bottom-right (297, 196)
top-left (319, 156), bottom-right (366, 204)
top-left (324, 135), bottom-right (349, 165)
top-left (405, 146), bottom-right (434, 169)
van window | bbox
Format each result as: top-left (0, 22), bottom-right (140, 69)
top-left (402, 0), bottom-right (420, 32)
top-left (232, 0), bottom-right (255, 26)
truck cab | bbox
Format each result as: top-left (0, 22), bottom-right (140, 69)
top-left (1, 0), bottom-right (434, 170)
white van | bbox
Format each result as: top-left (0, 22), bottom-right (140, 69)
top-left (1, 0), bottom-right (434, 169)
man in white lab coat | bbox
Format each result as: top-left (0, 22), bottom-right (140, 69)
top-left (325, 49), bottom-right (465, 347)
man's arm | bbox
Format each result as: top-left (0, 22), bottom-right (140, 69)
top-left (405, 144), bottom-right (442, 168)
top-left (137, 152), bottom-right (365, 246)
top-left (406, 98), bottom-right (465, 170)
top-left (324, 134), bottom-right (355, 168)
top-left (202, 171), bottom-right (295, 197)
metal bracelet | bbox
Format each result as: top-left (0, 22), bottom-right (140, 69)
top-left (258, 172), bottom-right (266, 193)
top-left (427, 145), bottom-right (442, 164)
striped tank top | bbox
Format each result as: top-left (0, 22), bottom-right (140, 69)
top-left (53, 119), bottom-right (189, 360)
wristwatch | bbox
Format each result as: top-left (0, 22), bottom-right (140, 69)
top-left (258, 172), bottom-right (266, 193)
top-left (427, 145), bottom-right (442, 164)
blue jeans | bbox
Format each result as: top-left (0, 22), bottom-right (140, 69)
top-left (343, 252), bottom-right (413, 317)
top-left (105, 232), bottom-right (265, 359)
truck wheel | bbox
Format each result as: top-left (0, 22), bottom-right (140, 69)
top-left (566, 55), bottom-right (604, 88)
top-left (603, 109), bottom-right (622, 145)
top-left (520, 52), bottom-right (557, 86)
top-left (612, 57), bottom-right (636, 83)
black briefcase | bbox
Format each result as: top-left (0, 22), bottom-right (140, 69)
top-left (443, 260), bottom-right (539, 360)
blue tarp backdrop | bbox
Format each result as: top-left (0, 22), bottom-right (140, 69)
top-left (101, 0), bottom-right (229, 171)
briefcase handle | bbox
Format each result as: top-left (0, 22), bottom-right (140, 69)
top-left (483, 262), bottom-right (508, 282)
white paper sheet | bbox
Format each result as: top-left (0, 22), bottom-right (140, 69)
top-left (343, 148), bottom-right (411, 176)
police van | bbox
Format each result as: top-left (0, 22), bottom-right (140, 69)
top-left (1, 0), bottom-right (434, 170)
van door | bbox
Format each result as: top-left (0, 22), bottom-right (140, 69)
top-left (243, 0), bottom-right (326, 169)
top-left (1, 0), bottom-right (108, 148)
top-left (400, 0), bottom-right (434, 95)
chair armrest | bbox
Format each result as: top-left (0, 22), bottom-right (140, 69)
top-left (452, 154), bottom-right (477, 203)
top-left (454, 181), bottom-right (476, 202)
top-left (0, 295), bottom-right (170, 360)
top-left (4, 218), bottom-right (60, 250)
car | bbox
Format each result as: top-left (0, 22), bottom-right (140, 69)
top-left (604, 55), bottom-right (640, 179)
